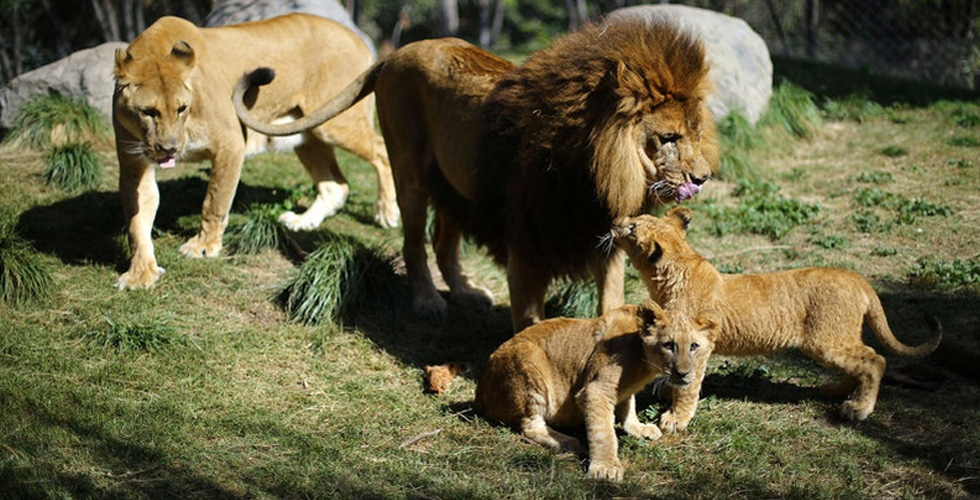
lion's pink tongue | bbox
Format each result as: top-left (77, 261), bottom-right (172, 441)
top-left (675, 182), bottom-right (701, 202)
top-left (158, 157), bottom-right (176, 169)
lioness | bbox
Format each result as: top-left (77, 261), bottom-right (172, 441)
top-left (233, 18), bottom-right (718, 331)
top-left (474, 301), bottom-right (718, 481)
top-left (112, 14), bottom-right (399, 290)
top-left (612, 208), bottom-right (943, 425)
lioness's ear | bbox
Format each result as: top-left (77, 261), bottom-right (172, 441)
top-left (114, 48), bottom-right (133, 82)
top-left (638, 299), bottom-right (667, 328)
top-left (169, 40), bottom-right (196, 68)
top-left (697, 310), bottom-right (721, 337)
top-left (667, 206), bottom-right (694, 232)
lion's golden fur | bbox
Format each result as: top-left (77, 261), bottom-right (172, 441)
top-left (612, 208), bottom-right (943, 424)
top-left (112, 14), bottom-right (398, 290)
top-left (474, 301), bottom-right (717, 481)
top-left (234, 18), bottom-right (718, 331)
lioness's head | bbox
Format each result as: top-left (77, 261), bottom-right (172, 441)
top-left (113, 38), bottom-right (196, 168)
top-left (638, 299), bottom-right (716, 387)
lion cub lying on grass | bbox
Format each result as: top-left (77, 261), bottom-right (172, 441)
top-left (612, 207), bottom-right (943, 427)
top-left (475, 301), bottom-right (717, 481)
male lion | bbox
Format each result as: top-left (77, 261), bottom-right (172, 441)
top-left (112, 14), bottom-right (399, 290)
top-left (474, 301), bottom-right (718, 481)
top-left (234, 19), bottom-right (718, 331)
top-left (612, 208), bottom-right (943, 424)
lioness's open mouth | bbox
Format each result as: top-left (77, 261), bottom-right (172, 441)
top-left (157, 156), bottom-right (177, 169)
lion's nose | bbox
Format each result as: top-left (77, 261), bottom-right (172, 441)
top-left (671, 367), bottom-right (688, 380)
top-left (691, 175), bottom-right (708, 186)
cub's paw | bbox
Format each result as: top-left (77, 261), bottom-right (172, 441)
top-left (623, 420), bottom-right (662, 441)
top-left (115, 265), bottom-right (165, 290)
top-left (180, 235), bottom-right (222, 258)
top-left (658, 410), bottom-right (690, 434)
top-left (839, 401), bottom-right (873, 422)
top-left (586, 459), bottom-right (624, 482)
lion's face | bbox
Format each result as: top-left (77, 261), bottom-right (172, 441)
top-left (638, 300), bottom-right (716, 387)
top-left (611, 206), bottom-right (697, 279)
top-left (636, 101), bottom-right (715, 204)
top-left (113, 41), bottom-right (196, 168)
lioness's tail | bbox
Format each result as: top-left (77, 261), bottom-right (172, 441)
top-left (232, 60), bottom-right (385, 136)
top-left (865, 292), bottom-right (942, 357)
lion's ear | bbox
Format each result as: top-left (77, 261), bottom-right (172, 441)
top-left (169, 40), bottom-right (196, 69)
top-left (667, 206), bottom-right (694, 232)
top-left (616, 60), bottom-right (662, 111)
top-left (114, 48), bottom-right (133, 82)
top-left (638, 299), bottom-right (667, 329)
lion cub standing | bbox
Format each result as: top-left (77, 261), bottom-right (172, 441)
top-left (612, 207), bottom-right (943, 427)
top-left (475, 301), bottom-right (717, 481)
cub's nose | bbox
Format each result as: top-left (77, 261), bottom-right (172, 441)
top-left (671, 367), bottom-right (689, 381)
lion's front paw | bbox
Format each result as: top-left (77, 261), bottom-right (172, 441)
top-left (180, 235), bottom-right (222, 258)
top-left (587, 459), bottom-right (624, 481)
top-left (658, 410), bottom-right (690, 434)
top-left (839, 400), bottom-right (873, 422)
top-left (115, 265), bottom-right (165, 290)
top-left (624, 420), bottom-right (662, 441)
top-left (374, 200), bottom-right (401, 229)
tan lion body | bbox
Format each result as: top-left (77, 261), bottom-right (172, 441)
top-left (112, 14), bottom-right (398, 290)
top-left (234, 19), bottom-right (718, 331)
top-left (612, 208), bottom-right (943, 425)
top-left (474, 302), bottom-right (716, 481)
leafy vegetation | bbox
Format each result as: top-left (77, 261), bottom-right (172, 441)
top-left (43, 142), bottom-right (105, 192)
top-left (1, 95), bottom-right (108, 150)
top-left (909, 257), bottom-right (980, 292)
top-left (0, 209), bottom-right (53, 304)
top-left (82, 315), bottom-right (187, 352)
top-left (701, 179), bottom-right (820, 239)
top-left (227, 203), bottom-right (288, 255)
top-left (762, 81), bottom-right (823, 139)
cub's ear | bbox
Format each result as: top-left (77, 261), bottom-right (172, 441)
top-left (114, 48), bottom-right (133, 82)
top-left (169, 40), bottom-right (196, 68)
top-left (638, 299), bottom-right (667, 329)
top-left (667, 206), bottom-right (694, 232)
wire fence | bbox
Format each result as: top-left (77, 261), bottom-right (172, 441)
top-left (666, 0), bottom-right (979, 90)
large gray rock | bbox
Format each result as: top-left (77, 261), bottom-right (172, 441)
top-left (608, 5), bottom-right (773, 124)
top-left (0, 42), bottom-right (126, 131)
top-left (205, 0), bottom-right (375, 57)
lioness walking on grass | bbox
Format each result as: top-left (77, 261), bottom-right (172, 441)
top-left (611, 207), bottom-right (942, 426)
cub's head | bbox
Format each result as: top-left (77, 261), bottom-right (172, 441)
top-left (638, 299), bottom-right (717, 387)
top-left (611, 207), bottom-right (698, 279)
top-left (113, 38), bottom-right (196, 168)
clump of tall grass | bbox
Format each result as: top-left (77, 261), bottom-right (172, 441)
top-left (2, 95), bottom-right (108, 150)
top-left (44, 143), bottom-right (104, 192)
top-left (82, 315), bottom-right (186, 353)
top-left (277, 235), bottom-right (404, 325)
top-left (762, 81), bottom-right (822, 139)
top-left (545, 278), bottom-right (598, 319)
top-left (0, 209), bottom-right (53, 304)
top-left (822, 93), bottom-right (883, 123)
top-left (717, 110), bottom-right (761, 180)
top-left (228, 203), bottom-right (286, 255)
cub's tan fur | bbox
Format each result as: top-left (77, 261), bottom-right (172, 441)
top-left (233, 19), bottom-right (718, 331)
top-left (112, 14), bottom-right (399, 290)
top-left (474, 301), bottom-right (717, 481)
top-left (612, 208), bottom-right (943, 425)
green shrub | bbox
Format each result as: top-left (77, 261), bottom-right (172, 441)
top-left (762, 82), bottom-right (822, 139)
top-left (2, 95), bottom-right (108, 150)
top-left (44, 143), bottom-right (104, 192)
top-left (228, 203), bottom-right (286, 255)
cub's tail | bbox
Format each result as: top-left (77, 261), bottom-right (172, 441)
top-left (865, 292), bottom-right (942, 357)
top-left (232, 59), bottom-right (385, 137)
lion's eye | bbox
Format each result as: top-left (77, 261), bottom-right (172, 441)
top-left (661, 341), bottom-right (676, 352)
top-left (659, 133), bottom-right (681, 144)
top-left (176, 104), bottom-right (188, 114)
top-left (140, 108), bottom-right (159, 118)
top-left (690, 343), bottom-right (700, 352)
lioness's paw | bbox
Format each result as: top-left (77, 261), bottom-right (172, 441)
top-left (658, 411), bottom-right (690, 434)
top-left (115, 266), bottom-right (165, 290)
top-left (839, 401), bottom-right (873, 421)
top-left (624, 421), bottom-right (662, 441)
top-left (279, 211), bottom-right (324, 232)
top-left (586, 459), bottom-right (624, 481)
top-left (374, 201), bottom-right (401, 229)
top-left (180, 236), bottom-right (222, 258)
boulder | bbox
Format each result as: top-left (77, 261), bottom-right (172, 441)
top-left (204, 0), bottom-right (375, 57)
top-left (0, 42), bottom-right (126, 132)
top-left (607, 5), bottom-right (773, 124)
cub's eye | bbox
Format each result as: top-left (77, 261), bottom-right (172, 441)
top-left (176, 104), bottom-right (188, 114)
top-left (690, 343), bottom-right (700, 352)
top-left (661, 341), bottom-right (676, 352)
top-left (139, 108), bottom-right (159, 118)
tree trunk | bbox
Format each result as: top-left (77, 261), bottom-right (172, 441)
top-left (763, 0), bottom-right (788, 55)
top-left (490, 0), bottom-right (505, 48)
top-left (91, 0), bottom-right (122, 41)
top-left (438, 0), bottom-right (458, 37)
top-left (478, 0), bottom-right (490, 48)
top-left (805, 0), bottom-right (818, 59)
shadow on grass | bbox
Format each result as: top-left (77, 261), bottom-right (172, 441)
top-left (16, 178), bottom-right (287, 268)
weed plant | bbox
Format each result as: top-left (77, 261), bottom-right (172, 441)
top-left (228, 203), bottom-right (286, 254)
top-left (880, 145), bottom-right (909, 157)
top-left (0, 209), bottom-right (53, 304)
top-left (2, 95), bottom-right (108, 150)
top-left (545, 278), bottom-right (598, 318)
top-left (822, 93), bottom-right (884, 123)
top-left (948, 135), bottom-right (980, 147)
top-left (44, 143), bottom-right (104, 192)
top-left (909, 257), bottom-right (980, 292)
top-left (82, 315), bottom-right (186, 352)
top-left (762, 81), bottom-right (822, 139)
top-left (701, 179), bottom-right (820, 239)
top-left (717, 110), bottom-right (761, 180)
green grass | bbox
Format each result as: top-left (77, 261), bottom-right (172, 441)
top-left (1, 60), bottom-right (979, 500)
top-left (762, 81), bottom-right (823, 139)
top-left (2, 95), bottom-right (108, 150)
top-left (44, 142), bottom-right (105, 193)
top-left (227, 203), bottom-right (287, 255)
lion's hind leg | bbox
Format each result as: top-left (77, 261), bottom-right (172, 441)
top-left (806, 343), bottom-right (886, 421)
top-left (520, 413), bottom-right (581, 454)
top-left (281, 138), bottom-right (349, 231)
top-left (433, 213), bottom-right (493, 309)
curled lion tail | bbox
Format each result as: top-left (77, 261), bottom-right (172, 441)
top-left (865, 293), bottom-right (943, 357)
